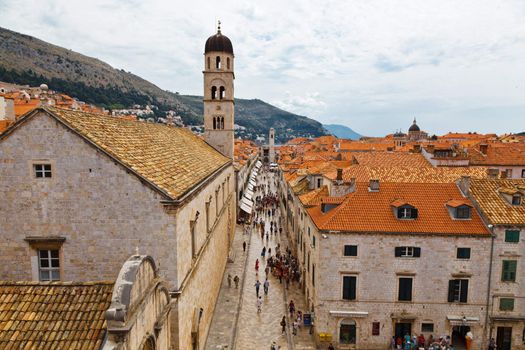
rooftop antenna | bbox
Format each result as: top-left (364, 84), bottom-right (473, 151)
top-left (135, 246), bottom-right (139, 256)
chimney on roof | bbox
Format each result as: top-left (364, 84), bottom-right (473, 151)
top-left (458, 176), bottom-right (471, 195)
top-left (479, 143), bottom-right (488, 155)
top-left (487, 168), bottom-right (499, 179)
top-left (369, 179), bottom-right (380, 192)
top-left (336, 168), bottom-right (343, 182)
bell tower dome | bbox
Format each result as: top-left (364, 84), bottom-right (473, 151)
top-left (203, 21), bottom-right (235, 159)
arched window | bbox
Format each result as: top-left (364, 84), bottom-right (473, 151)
top-left (213, 117), bottom-right (216, 130)
top-left (211, 86), bottom-right (217, 100)
top-left (227, 57), bottom-right (230, 69)
top-left (219, 86), bottom-right (225, 100)
top-left (207, 57), bottom-right (210, 70)
top-left (340, 319), bottom-right (356, 344)
top-left (220, 117), bottom-right (224, 129)
top-left (216, 56), bottom-right (221, 69)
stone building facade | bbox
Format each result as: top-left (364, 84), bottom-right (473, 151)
top-left (279, 174), bottom-right (492, 349)
top-left (463, 178), bottom-right (525, 350)
top-left (0, 107), bottom-right (235, 350)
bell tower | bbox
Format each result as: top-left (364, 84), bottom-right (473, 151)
top-left (203, 21), bottom-right (235, 159)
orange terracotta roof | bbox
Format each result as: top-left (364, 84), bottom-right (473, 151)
top-left (446, 199), bottom-right (472, 208)
top-left (467, 142), bottom-right (525, 166)
top-left (307, 182), bottom-right (488, 235)
top-left (0, 281), bottom-right (113, 350)
top-left (352, 152), bottom-right (431, 168)
top-left (299, 185), bottom-right (329, 206)
top-left (469, 179), bottom-right (525, 225)
top-left (324, 165), bottom-right (488, 184)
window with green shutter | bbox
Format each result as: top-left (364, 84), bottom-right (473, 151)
top-left (499, 298), bottom-right (515, 311)
top-left (502, 260), bottom-right (517, 282)
top-left (505, 230), bottom-right (520, 243)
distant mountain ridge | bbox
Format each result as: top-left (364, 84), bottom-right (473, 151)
top-left (0, 26), bottom-right (327, 143)
top-left (324, 124), bottom-right (362, 140)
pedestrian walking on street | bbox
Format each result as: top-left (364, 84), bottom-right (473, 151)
top-left (328, 344), bottom-right (335, 350)
top-left (264, 278), bottom-right (269, 295)
top-left (254, 279), bottom-right (261, 298)
top-left (256, 296), bottom-right (262, 313)
top-left (243, 241), bottom-right (246, 253)
top-left (280, 316), bottom-right (286, 334)
top-left (265, 265), bottom-right (270, 277)
top-left (255, 259), bottom-right (260, 272)
top-left (289, 300), bottom-right (295, 316)
top-left (234, 275), bottom-right (240, 288)
top-left (261, 246), bottom-right (266, 258)
top-left (227, 274), bottom-right (232, 288)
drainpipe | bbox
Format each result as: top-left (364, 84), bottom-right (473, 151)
top-left (483, 224), bottom-right (495, 348)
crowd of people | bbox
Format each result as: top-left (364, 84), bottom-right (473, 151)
top-left (391, 332), bottom-right (474, 350)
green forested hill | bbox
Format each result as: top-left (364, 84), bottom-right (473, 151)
top-left (0, 26), bottom-right (326, 142)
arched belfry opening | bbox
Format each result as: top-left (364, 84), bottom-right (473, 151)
top-left (220, 86), bottom-right (225, 100)
top-left (211, 86), bottom-right (217, 100)
top-left (216, 56), bottom-right (221, 69)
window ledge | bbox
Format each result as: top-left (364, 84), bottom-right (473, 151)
top-left (24, 236), bottom-right (66, 245)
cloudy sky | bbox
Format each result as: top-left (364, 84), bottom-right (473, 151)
top-left (1, 0), bottom-right (524, 135)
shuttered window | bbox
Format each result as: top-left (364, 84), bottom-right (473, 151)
top-left (344, 245), bottom-right (358, 256)
top-left (499, 298), bottom-right (515, 311)
top-left (448, 279), bottom-right (468, 303)
top-left (398, 278), bottom-right (413, 301)
top-left (342, 276), bottom-right (357, 300)
top-left (395, 246), bottom-right (421, 257)
top-left (505, 230), bottom-right (520, 243)
top-left (502, 260), bottom-right (517, 282)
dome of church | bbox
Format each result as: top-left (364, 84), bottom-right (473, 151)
top-left (205, 28), bottom-right (233, 54)
top-left (409, 119), bottom-right (420, 132)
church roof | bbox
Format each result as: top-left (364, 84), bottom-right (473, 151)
top-left (1, 107), bottom-right (231, 201)
top-left (205, 28), bottom-right (234, 54)
top-left (409, 119), bottom-right (420, 132)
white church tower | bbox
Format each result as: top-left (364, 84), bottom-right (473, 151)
top-left (203, 22), bottom-right (235, 159)
top-left (269, 127), bottom-right (275, 164)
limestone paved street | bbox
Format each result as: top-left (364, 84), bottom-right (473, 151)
top-left (206, 171), bottom-right (316, 350)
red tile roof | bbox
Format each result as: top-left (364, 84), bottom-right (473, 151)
top-left (307, 182), bottom-right (489, 235)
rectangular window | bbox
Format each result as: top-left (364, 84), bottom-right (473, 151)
top-left (312, 264), bottom-right (315, 286)
top-left (457, 247), bottom-right (471, 259)
top-left (344, 245), bottom-right (358, 256)
top-left (372, 322), bottom-right (380, 336)
top-left (456, 206), bottom-right (471, 219)
top-left (499, 298), bottom-right (515, 311)
top-left (505, 230), bottom-right (520, 243)
top-left (34, 164), bottom-right (52, 178)
top-left (38, 249), bottom-right (60, 281)
top-left (342, 276), bottom-right (357, 300)
top-left (421, 323), bottom-right (434, 333)
top-left (448, 279), bottom-right (469, 303)
top-left (506, 169), bottom-right (513, 177)
top-left (522, 169), bottom-right (525, 178)
top-left (312, 236), bottom-right (316, 248)
top-left (512, 195), bottom-right (522, 206)
top-left (395, 246), bottom-right (421, 257)
top-left (398, 278), bottom-right (413, 301)
top-left (502, 260), bottom-right (517, 282)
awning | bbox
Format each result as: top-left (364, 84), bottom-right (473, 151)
top-left (255, 160), bottom-right (262, 168)
top-left (241, 196), bottom-right (253, 208)
top-left (240, 201), bottom-right (252, 214)
top-left (447, 316), bottom-right (480, 325)
top-left (245, 189), bottom-right (254, 199)
top-left (329, 310), bottom-right (368, 318)
top-left (249, 179), bottom-right (256, 186)
top-left (247, 183), bottom-right (254, 191)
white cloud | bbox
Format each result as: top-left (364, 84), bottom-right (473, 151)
top-left (1, 0), bottom-right (524, 135)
